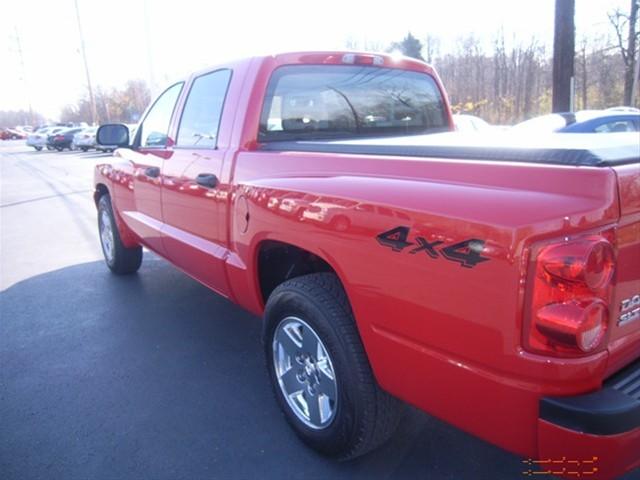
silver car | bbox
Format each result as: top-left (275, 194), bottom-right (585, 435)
top-left (26, 127), bottom-right (64, 151)
top-left (71, 126), bottom-right (98, 151)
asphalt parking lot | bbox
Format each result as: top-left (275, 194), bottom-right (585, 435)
top-left (1, 140), bottom-right (637, 480)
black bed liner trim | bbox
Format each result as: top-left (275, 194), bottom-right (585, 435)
top-left (540, 358), bottom-right (640, 435)
top-left (259, 141), bottom-right (639, 167)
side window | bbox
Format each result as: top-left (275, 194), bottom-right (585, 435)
top-left (139, 82), bottom-right (183, 148)
top-left (176, 69), bottom-right (232, 148)
top-left (594, 120), bottom-right (635, 133)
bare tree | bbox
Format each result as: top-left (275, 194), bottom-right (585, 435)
top-left (608, 0), bottom-right (640, 105)
top-left (61, 80), bottom-right (151, 124)
top-left (423, 35), bottom-right (440, 64)
top-left (0, 110), bottom-right (46, 128)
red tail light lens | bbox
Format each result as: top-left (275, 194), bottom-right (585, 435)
top-left (525, 235), bottom-right (615, 357)
top-left (543, 240), bottom-right (615, 291)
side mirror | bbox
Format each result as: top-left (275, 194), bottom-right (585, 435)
top-left (97, 124), bottom-right (130, 147)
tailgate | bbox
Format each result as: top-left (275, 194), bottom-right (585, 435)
top-left (607, 163), bottom-right (640, 375)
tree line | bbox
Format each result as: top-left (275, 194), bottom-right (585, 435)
top-left (435, 32), bottom-right (637, 124)
top-left (59, 79), bottom-right (151, 125)
top-left (0, 80), bottom-right (151, 129)
top-left (386, 1), bottom-right (638, 124)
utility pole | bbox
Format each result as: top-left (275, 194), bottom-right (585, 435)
top-left (143, 0), bottom-right (156, 94)
top-left (552, 0), bottom-right (575, 112)
top-left (74, 0), bottom-right (97, 125)
top-left (626, 0), bottom-right (639, 106)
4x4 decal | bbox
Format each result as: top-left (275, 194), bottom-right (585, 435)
top-left (376, 226), bottom-right (490, 268)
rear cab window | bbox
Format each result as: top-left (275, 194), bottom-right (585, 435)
top-left (259, 65), bottom-right (448, 142)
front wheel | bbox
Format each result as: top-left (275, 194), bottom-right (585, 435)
top-left (97, 194), bottom-right (142, 274)
top-left (34, 146), bottom-right (42, 151)
top-left (264, 273), bottom-right (403, 460)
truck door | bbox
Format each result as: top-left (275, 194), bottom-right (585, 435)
top-left (161, 69), bottom-right (233, 296)
top-left (121, 82), bottom-right (183, 255)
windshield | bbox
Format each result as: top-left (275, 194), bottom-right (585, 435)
top-left (259, 65), bottom-right (448, 142)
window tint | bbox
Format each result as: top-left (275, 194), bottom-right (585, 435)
top-left (139, 82), bottom-right (183, 148)
top-left (260, 65), bottom-right (448, 142)
top-left (177, 69), bottom-right (231, 148)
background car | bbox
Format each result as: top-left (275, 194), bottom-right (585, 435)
top-left (452, 114), bottom-right (492, 132)
top-left (1, 128), bottom-right (28, 140)
top-left (606, 106), bottom-right (640, 113)
top-left (71, 126), bottom-right (98, 151)
top-left (512, 110), bottom-right (640, 133)
top-left (559, 112), bottom-right (640, 133)
top-left (47, 127), bottom-right (84, 151)
top-left (26, 126), bottom-right (64, 151)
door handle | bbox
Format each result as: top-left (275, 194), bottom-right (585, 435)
top-left (196, 173), bottom-right (219, 188)
top-left (144, 166), bottom-right (160, 178)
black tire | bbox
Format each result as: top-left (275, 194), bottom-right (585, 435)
top-left (55, 146), bottom-right (63, 152)
top-left (81, 147), bottom-right (88, 152)
top-left (34, 146), bottom-right (42, 151)
top-left (264, 273), bottom-right (403, 460)
top-left (97, 194), bottom-right (142, 274)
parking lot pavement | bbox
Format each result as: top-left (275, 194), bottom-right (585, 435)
top-left (1, 141), bottom-right (637, 480)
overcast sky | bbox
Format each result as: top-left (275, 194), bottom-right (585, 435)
top-left (0, 0), bottom-right (630, 120)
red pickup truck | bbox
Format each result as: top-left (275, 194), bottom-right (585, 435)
top-left (94, 51), bottom-right (640, 478)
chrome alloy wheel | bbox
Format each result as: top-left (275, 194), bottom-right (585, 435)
top-left (99, 209), bottom-right (115, 263)
top-left (272, 316), bottom-right (338, 429)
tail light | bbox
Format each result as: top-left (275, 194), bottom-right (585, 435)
top-left (524, 234), bottom-right (616, 357)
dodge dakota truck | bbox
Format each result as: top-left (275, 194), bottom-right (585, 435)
top-left (94, 51), bottom-right (640, 478)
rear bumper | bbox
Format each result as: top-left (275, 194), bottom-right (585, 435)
top-left (49, 140), bottom-right (71, 148)
top-left (538, 358), bottom-right (640, 479)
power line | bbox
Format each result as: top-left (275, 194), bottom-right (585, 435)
top-left (12, 27), bottom-right (35, 125)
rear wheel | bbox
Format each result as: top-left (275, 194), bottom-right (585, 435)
top-left (34, 146), bottom-right (42, 151)
top-left (97, 194), bottom-right (142, 274)
top-left (264, 273), bottom-right (403, 459)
